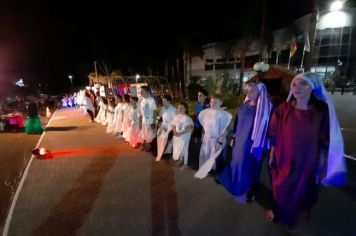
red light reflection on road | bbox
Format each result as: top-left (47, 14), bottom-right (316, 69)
top-left (49, 145), bottom-right (122, 158)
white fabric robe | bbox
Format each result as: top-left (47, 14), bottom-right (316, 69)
top-left (195, 108), bottom-right (232, 179)
top-left (105, 105), bottom-right (116, 133)
top-left (138, 97), bottom-right (157, 143)
top-left (172, 114), bottom-right (194, 165)
top-left (94, 101), bottom-right (107, 125)
top-left (84, 96), bottom-right (95, 113)
top-left (156, 105), bottom-right (176, 161)
top-left (122, 103), bottom-right (131, 140)
top-left (128, 107), bottom-right (142, 147)
top-left (112, 103), bottom-right (124, 134)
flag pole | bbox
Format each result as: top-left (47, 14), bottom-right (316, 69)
top-left (287, 53), bottom-right (291, 69)
top-left (300, 50), bottom-right (306, 68)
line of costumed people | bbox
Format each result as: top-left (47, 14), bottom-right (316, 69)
top-left (78, 85), bottom-right (194, 170)
top-left (79, 73), bottom-right (346, 231)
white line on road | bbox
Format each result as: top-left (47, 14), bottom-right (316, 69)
top-left (2, 111), bottom-right (58, 236)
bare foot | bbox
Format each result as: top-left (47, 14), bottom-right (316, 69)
top-left (266, 210), bottom-right (275, 222)
top-left (179, 165), bottom-right (188, 171)
top-left (174, 160), bottom-right (182, 166)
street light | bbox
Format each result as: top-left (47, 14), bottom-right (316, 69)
top-left (135, 74), bottom-right (140, 82)
top-left (253, 62), bottom-right (269, 82)
top-left (68, 75), bottom-right (73, 86)
top-left (330, 0), bottom-right (345, 11)
top-left (253, 62), bottom-right (269, 72)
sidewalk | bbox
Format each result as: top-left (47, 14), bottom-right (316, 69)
top-left (3, 108), bottom-right (356, 236)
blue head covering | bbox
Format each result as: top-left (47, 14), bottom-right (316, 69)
top-left (287, 72), bottom-right (347, 186)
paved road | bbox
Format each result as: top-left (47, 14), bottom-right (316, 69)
top-left (0, 109), bottom-right (51, 234)
top-left (2, 108), bottom-right (355, 236)
top-left (331, 94), bottom-right (356, 187)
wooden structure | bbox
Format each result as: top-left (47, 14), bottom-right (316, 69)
top-left (246, 66), bottom-right (297, 105)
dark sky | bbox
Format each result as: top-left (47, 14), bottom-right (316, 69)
top-left (0, 0), bottom-right (320, 93)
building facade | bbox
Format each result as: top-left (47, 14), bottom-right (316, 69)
top-left (188, 7), bottom-right (356, 86)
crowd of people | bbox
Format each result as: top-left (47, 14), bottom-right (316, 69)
top-left (0, 94), bottom-right (57, 132)
top-left (72, 72), bottom-right (346, 232)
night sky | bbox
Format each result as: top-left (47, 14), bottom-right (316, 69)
top-left (0, 0), bottom-right (323, 94)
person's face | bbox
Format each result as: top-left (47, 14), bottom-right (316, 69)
top-left (162, 98), bottom-right (170, 108)
top-left (246, 85), bottom-right (260, 101)
top-left (177, 104), bottom-right (186, 114)
top-left (197, 92), bottom-right (207, 103)
top-left (291, 77), bottom-right (312, 100)
top-left (210, 98), bottom-right (222, 109)
top-left (140, 89), bottom-right (148, 98)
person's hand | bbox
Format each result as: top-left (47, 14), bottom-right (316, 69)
top-left (230, 137), bottom-right (235, 147)
top-left (215, 141), bottom-right (223, 150)
top-left (268, 147), bottom-right (275, 168)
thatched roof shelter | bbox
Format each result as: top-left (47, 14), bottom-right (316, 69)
top-left (246, 66), bottom-right (297, 104)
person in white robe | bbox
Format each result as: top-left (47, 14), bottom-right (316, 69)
top-left (138, 86), bottom-right (157, 151)
top-left (195, 93), bottom-right (232, 179)
top-left (172, 102), bottom-right (194, 170)
top-left (84, 92), bottom-right (95, 122)
top-left (78, 90), bottom-right (87, 113)
top-left (105, 98), bottom-right (116, 133)
top-left (62, 96), bottom-right (68, 108)
top-left (155, 95), bottom-right (176, 161)
top-left (121, 94), bottom-right (132, 140)
top-left (128, 97), bottom-right (142, 148)
top-left (112, 96), bottom-right (124, 136)
top-left (94, 97), bottom-right (108, 125)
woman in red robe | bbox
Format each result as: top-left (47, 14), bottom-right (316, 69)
top-left (268, 72), bottom-right (346, 230)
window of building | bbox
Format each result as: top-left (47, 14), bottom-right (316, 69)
top-left (216, 58), bottom-right (227, 63)
top-left (340, 45), bottom-right (349, 55)
top-left (205, 65), bottom-right (213, 71)
top-left (342, 33), bottom-right (350, 44)
top-left (214, 64), bottom-right (235, 70)
top-left (319, 45), bottom-right (340, 56)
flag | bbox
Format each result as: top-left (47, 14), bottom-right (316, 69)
top-left (304, 33), bottom-right (310, 52)
top-left (290, 38), bottom-right (297, 57)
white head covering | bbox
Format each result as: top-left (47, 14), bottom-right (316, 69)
top-left (287, 72), bottom-right (346, 186)
top-left (244, 82), bottom-right (272, 159)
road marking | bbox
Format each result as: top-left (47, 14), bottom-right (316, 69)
top-left (2, 110), bottom-right (58, 236)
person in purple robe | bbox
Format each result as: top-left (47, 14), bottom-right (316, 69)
top-left (267, 72), bottom-right (346, 230)
top-left (218, 82), bottom-right (272, 203)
